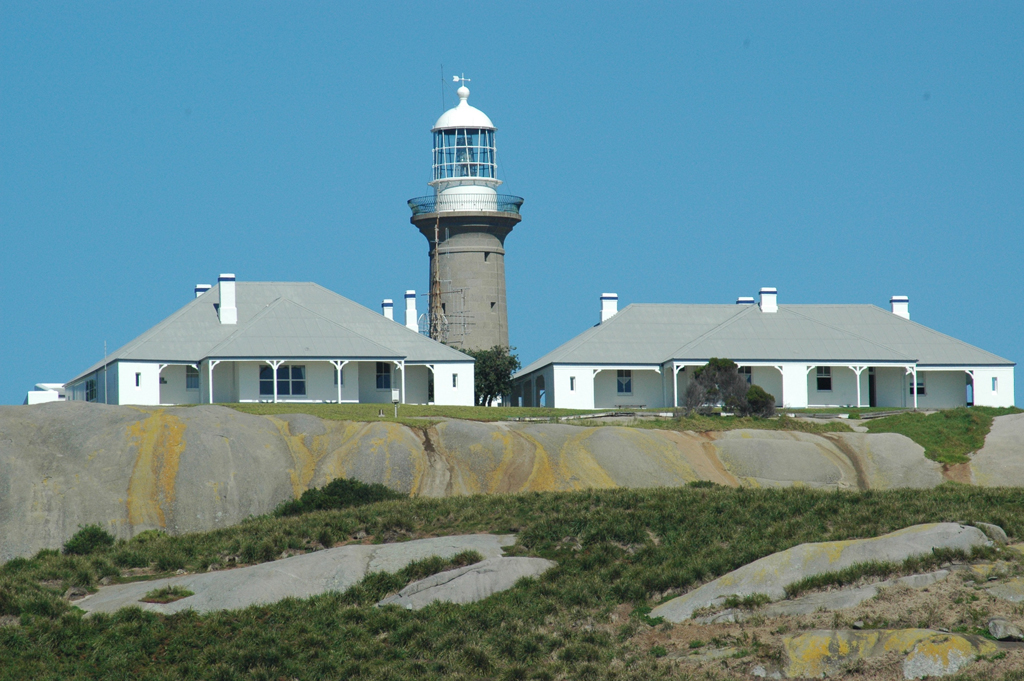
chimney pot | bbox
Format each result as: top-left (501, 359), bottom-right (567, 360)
top-left (404, 290), bottom-right (418, 331)
top-left (600, 293), bottom-right (618, 323)
top-left (890, 295), bottom-right (910, 320)
top-left (218, 274), bottom-right (237, 324)
top-left (194, 284), bottom-right (212, 298)
top-left (759, 287), bottom-right (778, 313)
top-left (382, 299), bottom-right (394, 321)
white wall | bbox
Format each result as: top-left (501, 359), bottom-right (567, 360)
top-left (780, 363), bottom-right (809, 408)
top-left (594, 368), bottom-right (664, 408)
top-left (159, 365), bottom-right (201, 405)
top-left (405, 364), bottom-right (430, 405)
top-left (25, 390), bottom-right (62, 405)
top-left (750, 366), bottom-right (784, 406)
top-left (806, 366), bottom-right (866, 407)
top-left (431, 362), bottom-right (475, 406)
top-left (358, 361), bottom-right (399, 404)
top-left (115, 362), bottom-right (162, 406)
top-left (553, 366), bottom-right (596, 409)
top-left (874, 367), bottom-right (907, 408)
top-left (236, 361), bottom-right (362, 403)
top-left (972, 367), bottom-right (1016, 408)
top-left (913, 370), bottom-right (968, 409)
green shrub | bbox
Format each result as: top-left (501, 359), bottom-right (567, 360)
top-left (273, 477), bottom-right (406, 517)
top-left (62, 524), bottom-right (115, 556)
top-left (745, 385), bottom-right (776, 418)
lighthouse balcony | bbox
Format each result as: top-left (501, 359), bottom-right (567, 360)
top-left (408, 194), bottom-right (524, 216)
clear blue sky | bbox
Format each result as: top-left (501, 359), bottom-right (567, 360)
top-left (2, 2), bottom-right (1021, 405)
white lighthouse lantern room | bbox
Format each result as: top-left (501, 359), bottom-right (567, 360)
top-left (429, 76), bottom-right (501, 211)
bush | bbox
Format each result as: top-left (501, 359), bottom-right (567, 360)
top-left (62, 525), bottom-right (115, 556)
top-left (745, 385), bottom-right (776, 418)
top-left (683, 358), bottom-right (750, 415)
top-left (274, 477), bottom-right (406, 517)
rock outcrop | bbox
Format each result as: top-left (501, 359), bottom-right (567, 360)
top-left (649, 523), bottom-right (989, 622)
top-left (696, 570), bottom-right (951, 623)
top-left (78, 534), bottom-right (515, 615)
top-left (782, 629), bottom-right (999, 679)
top-left (377, 556), bottom-right (555, 610)
top-left (6, 402), bottom-right (1021, 561)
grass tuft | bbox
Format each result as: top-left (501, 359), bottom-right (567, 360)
top-left (140, 585), bottom-right (194, 604)
top-left (62, 524), bottom-right (116, 556)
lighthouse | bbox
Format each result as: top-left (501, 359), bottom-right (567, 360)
top-left (408, 77), bottom-right (523, 351)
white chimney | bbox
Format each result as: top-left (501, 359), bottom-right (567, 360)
top-left (382, 299), bottom-right (394, 321)
top-left (736, 296), bottom-right (755, 305)
top-left (194, 284), bottom-right (211, 298)
top-left (404, 290), bottom-right (418, 331)
top-left (218, 274), bottom-right (237, 324)
top-left (600, 293), bottom-right (618, 323)
top-left (759, 287), bottom-right (778, 313)
top-left (890, 295), bottom-right (910, 320)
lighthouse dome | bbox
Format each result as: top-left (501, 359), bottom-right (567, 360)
top-left (432, 86), bottom-right (495, 131)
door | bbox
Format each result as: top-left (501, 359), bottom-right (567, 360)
top-left (868, 368), bottom-right (876, 408)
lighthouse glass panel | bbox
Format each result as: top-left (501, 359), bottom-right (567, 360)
top-left (433, 129), bottom-right (495, 180)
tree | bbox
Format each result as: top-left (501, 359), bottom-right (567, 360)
top-left (745, 384), bottom-right (776, 418)
top-left (684, 358), bottom-right (749, 415)
top-left (464, 345), bottom-right (521, 406)
top-left (684, 358), bottom-right (774, 417)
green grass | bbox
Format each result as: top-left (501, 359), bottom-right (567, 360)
top-left (864, 406), bottom-right (1022, 465)
top-left (141, 586), bottom-right (194, 604)
top-left (632, 413), bottom-right (853, 434)
top-left (3, 484), bottom-right (1024, 679)
top-left (227, 402), bottom-right (597, 427)
top-left (225, 402), bottom-right (856, 434)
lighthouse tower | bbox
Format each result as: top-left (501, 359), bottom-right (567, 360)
top-left (408, 77), bottom-right (523, 351)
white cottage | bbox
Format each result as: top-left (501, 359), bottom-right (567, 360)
top-left (65, 275), bottom-right (475, 406)
top-left (514, 289), bottom-right (1015, 410)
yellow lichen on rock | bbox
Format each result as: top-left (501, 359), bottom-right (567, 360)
top-left (783, 629), bottom-right (996, 679)
top-left (126, 409), bottom-right (187, 529)
top-left (483, 428), bottom-right (526, 494)
top-left (557, 429), bottom-right (618, 490)
top-left (517, 431), bottom-right (560, 492)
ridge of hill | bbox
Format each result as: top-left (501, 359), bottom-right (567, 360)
top-left (1, 403), bottom-right (1021, 562)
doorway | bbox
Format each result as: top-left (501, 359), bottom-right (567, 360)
top-left (868, 368), bottom-right (876, 408)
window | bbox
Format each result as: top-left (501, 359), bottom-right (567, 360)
top-left (993, 377), bottom-right (998, 392)
top-left (433, 128), bottom-right (496, 181)
top-left (617, 370), bottom-right (632, 395)
top-left (376, 362), bottom-right (391, 390)
top-left (334, 367), bottom-right (343, 385)
top-left (816, 366), bottom-right (832, 391)
top-left (135, 372), bottom-right (141, 387)
top-left (85, 379), bottom-right (97, 402)
top-left (259, 365), bottom-right (306, 396)
top-left (739, 366), bottom-right (752, 384)
top-left (452, 374), bottom-right (458, 389)
top-left (570, 376), bottom-right (576, 391)
top-left (186, 366), bottom-right (199, 391)
top-left (910, 376), bottom-right (926, 396)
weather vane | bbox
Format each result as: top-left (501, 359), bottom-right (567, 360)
top-left (453, 74), bottom-right (471, 87)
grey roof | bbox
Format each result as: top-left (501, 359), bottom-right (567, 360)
top-left (518, 303), bottom-right (1012, 376)
top-left (71, 282), bottom-right (471, 383)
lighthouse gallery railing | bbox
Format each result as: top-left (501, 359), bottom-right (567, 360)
top-left (408, 194), bottom-right (524, 216)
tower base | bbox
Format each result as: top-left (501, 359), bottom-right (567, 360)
top-left (411, 211), bottom-right (520, 351)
